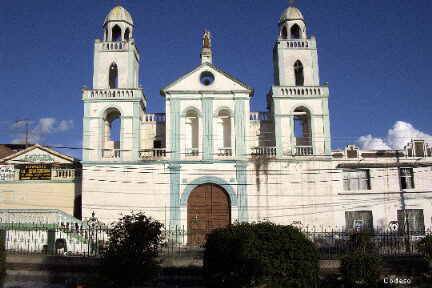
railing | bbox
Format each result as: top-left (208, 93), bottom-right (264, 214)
top-left (97, 40), bottom-right (129, 52)
top-left (249, 111), bottom-right (270, 121)
top-left (251, 147), bottom-right (277, 157)
top-left (273, 85), bottom-right (329, 98)
top-left (143, 113), bottom-right (166, 123)
top-left (0, 224), bottom-right (430, 258)
top-left (295, 146), bottom-right (313, 156)
top-left (82, 88), bottom-right (144, 100)
top-left (216, 148), bottom-right (232, 157)
top-left (139, 148), bottom-right (166, 160)
top-left (185, 148), bottom-right (199, 158)
top-left (102, 149), bottom-right (121, 159)
top-left (283, 39), bottom-right (315, 49)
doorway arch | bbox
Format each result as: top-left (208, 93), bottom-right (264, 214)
top-left (187, 183), bottom-right (231, 245)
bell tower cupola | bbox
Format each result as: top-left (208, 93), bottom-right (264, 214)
top-left (103, 5), bottom-right (134, 42)
top-left (279, 6), bottom-right (307, 40)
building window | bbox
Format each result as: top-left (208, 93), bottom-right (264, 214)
top-left (293, 107), bottom-right (312, 146)
top-left (345, 211), bottom-right (373, 232)
top-left (397, 209), bottom-right (425, 235)
top-left (153, 139), bottom-right (162, 149)
top-left (185, 110), bottom-right (199, 156)
top-left (281, 26), bottom-right (288, 39)
top-left (109, 63), bottom-right (118, 89)
top-left (217, 110), bottom-right (232, 150)
top-left (103, 108), bottom-right (121, 158)
top-left (112, 25), bottom-right (122, 42)
top-left (291, 24), bottom-right (300, 39)
top-left (400, 168), bottom-right (414, 189)
top-left (200, 71), bottom-right (215, 86)
top-left (294, 60), bottom-right (304, 86)
top-left (124, 28), bottom-right (130, 41)
top-left (343, 169), bottom-right (371, 191)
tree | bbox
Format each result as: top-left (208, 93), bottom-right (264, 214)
top-left (101, 212), bottom-right (164, 287)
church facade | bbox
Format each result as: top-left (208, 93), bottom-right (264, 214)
top-left (82, 5), bottom-right (432, 244)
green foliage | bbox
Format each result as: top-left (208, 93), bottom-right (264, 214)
top-left (341, 232), bottom-right (382, 288)
top-left (101, 212), bottom-right (163, 287)
top-left (417, 235), bottom-right (432, 261)
top-left (341, 252), bottom-right (382, 288)
top-left (203, 222), bottom-right (319, 288)
top-left (0, 230), bottom-right (5, 282)
top-left (347, 231), bottom-right (376, 254)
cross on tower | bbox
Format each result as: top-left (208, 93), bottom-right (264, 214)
top-left (289, 0), bottom-right (296, 5)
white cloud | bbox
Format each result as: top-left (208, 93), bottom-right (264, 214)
top-left (11, 118), bottom-right (74, 144)
top-left (357, 135), bottom-right (391, 150)
top-left (357, 121), bottom-right (432, 150)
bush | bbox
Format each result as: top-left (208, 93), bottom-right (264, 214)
top-left (347, 231), bottom-right (376, 254)
top-left (204, 222), bottom-right (319, 288)
top-left (417, 235), bottom-right (432, 261)
top-left (341, 232), bottom-right (382, 288)
top-left (0, 230), bottom-right (5, 283)
top-left (341, 252), bottom-right (382, 288)
top-left (101, 212), bottom-right (164, 287)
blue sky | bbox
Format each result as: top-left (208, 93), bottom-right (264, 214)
top-left (1, 0), bottom-right (431, 158)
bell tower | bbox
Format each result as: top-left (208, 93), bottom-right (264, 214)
top-left (270, 4), bottom-right (331, 157)
top-left (82, 6), bottom-right (146, 162)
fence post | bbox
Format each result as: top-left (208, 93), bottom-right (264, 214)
top-left (47, 229), bottom-right (55, 255)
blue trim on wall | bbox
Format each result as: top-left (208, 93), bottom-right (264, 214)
top-left (236, 162), bottom-right (248, 222)
top-left (180, 176), bottom-right (237, 207)
top-left (170, 99), bottom-right (181, 161)
top-left (234, 99), bottom-right (246, 160)
top-left (82, 103), bottom-right (90, 161)
top-left (274, 99), bottom-right (283, 157)
top-left (169, 164), bottom-right (181, 228)
top-left (203, 98), bottom-right (213, 160)
top-left (132, 102), bottom-right (140, 160)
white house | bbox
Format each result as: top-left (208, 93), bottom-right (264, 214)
top-left (81, 5), bottom-right (432, 245)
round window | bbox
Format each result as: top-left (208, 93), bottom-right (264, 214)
top-left (200, 71), bottom-right (215, 86)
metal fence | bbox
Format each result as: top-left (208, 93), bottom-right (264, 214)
top-left (0, 224), bottom-right (430, 259)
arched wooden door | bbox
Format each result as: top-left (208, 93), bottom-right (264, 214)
top-left (187, 183), bottom-right (231, 246)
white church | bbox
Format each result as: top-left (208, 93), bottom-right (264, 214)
top-left (81, 5), bottom-right (432, 245)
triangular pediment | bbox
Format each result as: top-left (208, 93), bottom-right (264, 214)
top-left (161, 63), bottom-right (253, 95)
top-left (1, 144), bottom-right (75, 164)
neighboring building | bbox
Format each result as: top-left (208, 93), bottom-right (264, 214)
top-left (0, 144), bottom-right (82, 219)
top-left (81, 5), bottom-right (432, 244)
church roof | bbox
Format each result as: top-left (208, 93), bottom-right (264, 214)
top-left (0, 144), bottom-right (77, 164)
top-left (280, 6), bottom-right (304, 23)
top-left (104, 5), bottom-right (134, 26)
top-left (160, 62), bottom-right (253, 96)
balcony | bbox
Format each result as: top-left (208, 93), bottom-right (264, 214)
top-left (185, 148), bottom-right (200, 159)
top-left (249, 112), bottom-right (270, 121)
top-left (272, 86), bottom-right (329, 98)
top-left (82, 88), bottom-right (145, 101)
top-left (143, 113), bottom-right (166, 123)
top-left (98, 40), bottom-right (129, 52)
top-left (216, 148), bottom-right (233, 158)
top-left (251, 147), bottom-right (277, 157)
top-left (139, 148), bottom-right (166, 160)
top-left (276, 39), bottom-right (316, 49)
top-left (295, 146), bottom-right (313, 156)
top-left (101, 149), bottom-right (121, 159)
